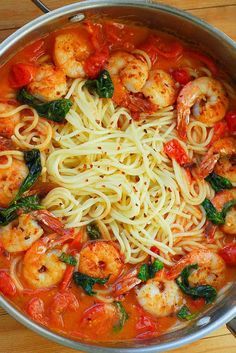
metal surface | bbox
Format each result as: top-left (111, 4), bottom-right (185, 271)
top-left (227, 318), bottom-right (236, 337)
top-left (31, 0), bottom-right (50, 13)
top-left (0, 1), bottom-right (236, 352)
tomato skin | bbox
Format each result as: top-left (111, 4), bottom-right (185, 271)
top-left (188, 298), bottom-right (205, 311)
top-left (208, 121), bottom-right (228, 147)
top-left (0, 271), bottom-right (16, 297)
top-left (135, 307), bottom-right (157, 339)
top-left (219, 243), bottom-right (236, 266)
top-left (9, 63), bottom-right (36, 88)
top-left (172, 68), bottom-right (191, 85)
top-left (50, 290), bottom-right (79, 327)
top-left (27, 297), bottom-right (47, 325)
top-left (164, 139), bottom-right (190, 166)
top-left (150, 246), bottom-right (160, 255)
top-left (186, 49), bottom-right (218, 76)
top-left (84, 47), bottom-right (109, 79)
top-left (225, 110), bottom-right (236, 133)
top-left (139, 36), bottom-right (159, 65)
top-left (155, 40), bottom-right (183, 59)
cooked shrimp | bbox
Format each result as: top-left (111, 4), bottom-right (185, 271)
top-left (0, 214), bottom-right (43, 252)
top-left (0, 102), bottom-right (20, 138)
top-left (78, 240), bottom-right (123, 283)
top-left (27, 64), bottom-right (68, 101)
top-left (107, 51), bottom-right (149, 93)
top-left (54, 33), bottom-right (91, 78)
top-left (0, 159), bottom-right (28, 207)
top-left (141, 69), bottom-right (177, 108)
top-left (23, 235), bottom-right (66, 289)
top-left (177, 77), bottom-right (229, 140)
top-left (136, 271), bottom-right (183, 318)
top-left (111, 267), bottom-right (141, 297)
top-left (212, 189), bottom-right (236, 235)
top-left (168, 249), bottom-right (226, 288)
top-left (198, 137), bottom-right (236, 179)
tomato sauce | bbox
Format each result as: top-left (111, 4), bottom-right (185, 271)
top-left (0, 18), bottom-right (235, 344)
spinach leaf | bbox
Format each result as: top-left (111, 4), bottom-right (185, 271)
top-left (15, 149), bottom-right (42, 200)
top-left (17, 88), bottom-right (72, 122)
top-left (177, 305), bottom-right (196, 321)
top-left (176, 264), bottom-right (217, 304)
top-left (205, 172), bottom-right (233, 193)
top-left (85, 70), bottom-right (114, 98)
top-left (202, 198), bottom-right (236, 225)
top-left (86, 221), bottom-right (101, 240)
top-left (138, 259), bottom-right (164, 282)
top-left (113, 301), bottom-right (129, 332)
top-left (0, 195), bottom-right (42, 226)
top-left (73, 272), bottom-right (109, 295)
top-left (59, 252), bottom-right (77, 266)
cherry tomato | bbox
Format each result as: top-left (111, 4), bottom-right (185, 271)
top-left (80, 303), bottom-right (119, 336)
top-left (84, 20), bottom-right (105, 50)
top-left (50, 291), bottom-right (79, 327)
top-left (164, 139), bottom-right (191, 166)
top-left (104, 22), bottom-right (135, 50)
top-left (225, 110), bottom-right (236, 133)
top-left (150, 246), bottom-right (160, 255)
top-left (208, 121), bottom-right (228, 147)
top-left (186, 49), bottom-right (218, 76)
top-left (155, 39), bottom-right (183, 59)
top-left (0, 271), bottom-right (16, 297)
top-left (219, 243), bottom-right (236, 266)
top-left (9, 63), bottom-right (36, 88)
top-left (172, 68), bottom-right (191, 85)
top-left (84, 47), bottom-right (110, 79)
top-left (139, 36), bottom-right (159, 65)
top-left (136, 307), bottom-right (157, 339)
top-left (26, 297), bottom-right (47, 325)
top-left (188, 298), bottom-right (205, 311)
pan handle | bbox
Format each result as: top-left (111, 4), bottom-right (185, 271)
top-left (226, 318), bottom-right (236, 337)
top-left (31, 0), bottom-right (50, 13)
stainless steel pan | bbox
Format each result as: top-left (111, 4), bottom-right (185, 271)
top-left (0, 1), bottom-right (235, 352)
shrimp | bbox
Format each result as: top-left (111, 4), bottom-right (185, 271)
top-left (0, 159), bottom-right (28, 207)
top-left (106, 51), bottom-right (149, 93)
top-left (212, 189), bottom-right (236, 235)
top-left (177, 77), bottom-right (229, 140)
top-left (54, 33), bottom-right (92, 78)
top-left (27, 64), bottom-right (68, 102)
top-left (198, 137), bottom-right (236, 179)
top-left (141, 69), bottom-right (177, 108)
top-left (0, 214), bottom-right (43, 252)
top-left (111, 267), bottom-right (141, 297)
top-left (78, 240), bottom-right (124, 283)
top-left (0, 102), bottom-right (20, 138)
top-left (136, 271), bottom-right (183, 318)
top-left (22, 235), bottom-right (66, 289)
top-left (168, 249), bottom-right (226, 288)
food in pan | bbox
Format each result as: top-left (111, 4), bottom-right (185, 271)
top-left (0, 18), bottom-right (235, 342)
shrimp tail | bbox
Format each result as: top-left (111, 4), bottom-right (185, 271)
top-left (111, 267), bottom-right (141, 297)
top-left (177, 105), bottom-right (190, 140)
top-left (32, 210), bottom-right (74, 238)
top-left (197, 152), bottom-right (220, 178)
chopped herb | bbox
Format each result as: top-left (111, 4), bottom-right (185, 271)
top-left (86, 221), bottom-right (101, 240)
top-left (59, 252), bottom-right (77, 266)
top-left (177, 305), bottom-right (197, 321)
top-left (113, 301), bottom-right (129, 332)
top-left (0, 195), bottom-right (42, 226)
top-left (17, 88), bottom-right (72, 122)
top-left (15, 149), bottom-right (42, 201)
top-left (73, 272), bottom-right (109, 295)
top-left (205, 172), bottom-right (233, 193)
top-left (176, 264), bottom-right (217, 304)
top-left (202, 198), bottom-right (236, 225)
top-left (85, 70), bottom-right (114, 98)
top-left (138, 259), bottom-right (164, 282)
